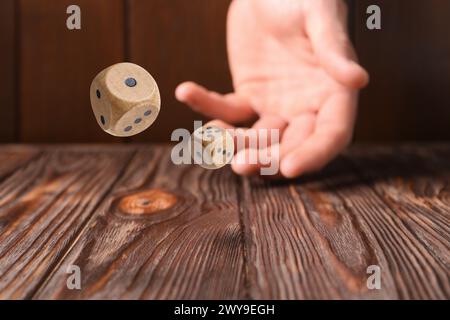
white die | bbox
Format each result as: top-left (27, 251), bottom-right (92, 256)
top-left (190, 126), bottom-right (234, 169)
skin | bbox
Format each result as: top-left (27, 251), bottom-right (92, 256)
top-left (176, 0), bottom-right (369, 178)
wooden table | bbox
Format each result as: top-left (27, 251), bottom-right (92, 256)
top-left (0, 144), bottom-right (448, 300)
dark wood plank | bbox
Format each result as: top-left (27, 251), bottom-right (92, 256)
top-left (242, 151), bottom-right (449, 299)
top-left (127, 0), bottom-right (232, 142)
top-left (18, 0), bottom-right (125, 142)
top-left (353, 1), bottom-right (450, 141)
top-left (240, 164), bottom-right (393, 299)
top-left (0, 146), bottom-right (134, 299)
top-left (346, 145), bottom-right (450, 298)
top-left (0, 0), bottom-right (16, 142)
top-left (0, 145), bottom-right (40, 181)
top-left (35, 146), bottom-right (244, 299)
top-left (3, 144), bottom-right (447, 299)
top-left (345, 0), bottom-right (355, 42)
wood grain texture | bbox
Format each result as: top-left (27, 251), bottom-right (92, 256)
top-left (0, 145), bottom-right (39, 181)
top-left (6, 0), bottom-right (450, 143)
top-left (36, 147), bottom-right (245, 299)
top-left (346, 145), bottom-right (450, 298)
top-left (354, 0), bottom-right (450, 142)
top-left (18, 0), bottom-right (125, 143)
top-left (0, 0), bottom-right (16, 142)
top-left (0, 144), bottom-right (448, 299)
top-left (127, 0), bottom-right (233, 142)
top-left (241, 148), bottom-right (449, 299)
top-left (0, 146), bottom-right (134, 299)
top-left (240, 162), bottom-right (394, 299)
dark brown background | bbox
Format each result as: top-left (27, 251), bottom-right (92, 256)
top-left (1, 0), bottom-right (449, 143)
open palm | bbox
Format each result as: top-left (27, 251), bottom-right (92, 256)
top-left (176, 0), bottom-right (368, 178)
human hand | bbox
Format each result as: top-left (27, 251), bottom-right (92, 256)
top-left (176, 0), bottom-right (369, 178)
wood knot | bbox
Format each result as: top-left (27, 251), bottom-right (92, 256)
top-left (119, 189), bottom-right (177, 215)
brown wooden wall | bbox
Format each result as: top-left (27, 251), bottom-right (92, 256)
top-left (353, 0), bottom-right (450, 142)
top-left (1, 0), bottom-right (449, 143)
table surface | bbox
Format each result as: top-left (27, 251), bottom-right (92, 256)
top-left (0, 144), bottom-right (448, 300)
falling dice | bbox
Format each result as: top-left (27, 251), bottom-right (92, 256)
top-left (190, 126), bottom-right (234, 169)
top-left (90, 62), bottom-right (160, 137)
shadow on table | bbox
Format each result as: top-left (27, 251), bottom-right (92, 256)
top-left (248, 145), bottom-right (450, 193)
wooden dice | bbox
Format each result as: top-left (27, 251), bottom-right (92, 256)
top-left (90, 62), bottom-right (160, 137)
top-left (190, 126), bottom-right (234, 169)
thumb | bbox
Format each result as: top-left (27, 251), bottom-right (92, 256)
top-left (306, 1), bottom-right (369, 88)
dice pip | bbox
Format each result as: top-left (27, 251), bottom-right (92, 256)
top-left (190, 126), bottom-right (234, 169)
top-left (90, 62), bottom-right (160, 137)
